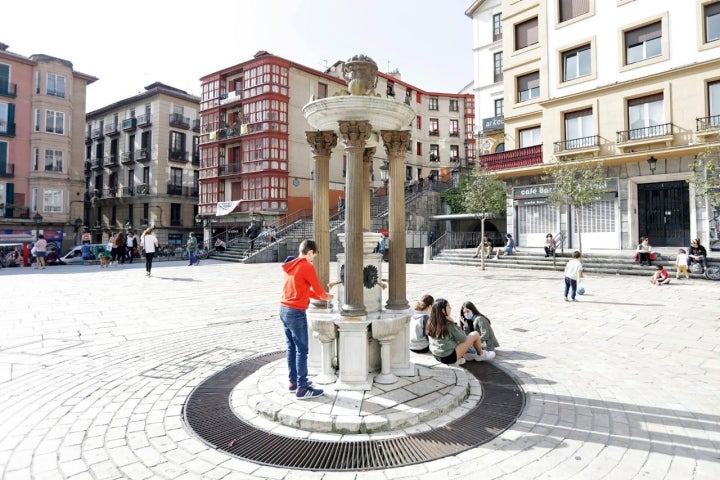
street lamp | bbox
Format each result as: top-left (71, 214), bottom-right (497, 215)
top-left (647, 156), bottom-right (658, 174)
top-left (379, 160), bottom-right (389, 192)
top-left (33, 211), bottom-right (43, 240)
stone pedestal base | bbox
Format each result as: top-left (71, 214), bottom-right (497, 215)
top-left (307, 308), bottom-right (338, 384)
top-left (334, 316), bottom-right (373, 390)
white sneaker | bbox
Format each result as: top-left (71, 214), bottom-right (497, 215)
top-left (474, 351), bottom-right (496, 362)
top-left (454, 357), bottom-right (466, 366)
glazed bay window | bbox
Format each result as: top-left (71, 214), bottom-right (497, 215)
top-left (46, 73), bottom-right (66, 98)
top-left (625, 22), bottom-right (661, 64)
top-left (628, 93), bottom-right (664, 139)
top-left (44, 149), bottom-right (63, 172)
top-left (517, 72), bottom-right (540, 102)
top-left (706, 2), bottom-right (720, 43)
top-left (45, 110), bottom-right (64, 134)
top-left (562, 45), bottom-right (591, 82)
top-left (519, 126), bottom-right (541, 147)
top-left (559, 0), bottom-right (590, 23)
top-left (43, 189), bottom-right (63, 213)
top-left (515, 17), bottom-right (538, 50)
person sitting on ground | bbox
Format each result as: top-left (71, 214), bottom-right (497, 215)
top-left (214, 238), bottom-right (226, 251)
top-left (650, 264), bottom-right (671, 285)
top-left (459, 301), bottom-right (500, 353)
top-left (473, 235), bottom-right (493, 258)
top-left (494, 233), bottom-right (515, 259)
top-left (687, 238), bottom-right (708, 273)
top-left (544, 233), bottom-right (556, 258)
top-left (636, 236), bottom-right (653, 266)
top-left (409, 294), bottom-right (434, 353)
top-left (426, 298), bottom-right (495, 367)
top-left (675, 248), bottom-right (690, 280)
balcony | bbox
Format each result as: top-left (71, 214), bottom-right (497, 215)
top-left (219, 163), bottom-right (242, 176)
top-left (84, 161), bottom-right (91, 173)
top-left (616, 123), bottom-right (674, 150)
top-left (121, 152), bottom-right (135, 164)
top-left (120, 186), bottom-right (134, 197)
top-left (102, 187), bottom-right (118, 198)
top-left (219, 124), bottom-right (242, 140)
top-left (135, 184), bottom-right (151, 195)
top-left (696, 114), bottom-right (720, 138)
top-left (91, 128), bottom-right (104, 140)
top-left (553, 135), bottom-right (601, 158)
top-left (0, 81), bottom-right (17, 98)
top-left (137, 113), bottom-right (152, 127)
top-left (192, 119), bottom-right (201, 132)
top-left (91, 158), bottom-right (104, 169)
top-left (104, 123), bottom-right (120, 136)
top-left (479, 145), bottom-right (543, 171)
top-left (192, 152), bottom-right (200, 165)
top-left (105, 154), bottom-right (119, 167)
top-left (220, 90), bottom-right (243, 106)
top-left (0, 162), bottom-right (14, 178)
top-left (168, 149), bottom-right (188, 163)
top-left (169, 113), bottom-right (190, 129)
top-left (85, 132), bottom-right (92, 144)
top-left (0, 121), bottom-right (15, 137)
top-left (166, 184), bottom-right (198, 196)
top-left (122, 117), bottom-right (137, 131)
top-left (135, 148), bottom-right (150, 161)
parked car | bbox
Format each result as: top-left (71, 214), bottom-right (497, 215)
top-left (60, 244), bottom-right (109, 265)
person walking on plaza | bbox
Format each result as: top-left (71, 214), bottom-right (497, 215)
top-left (115, 231), bottom-right (126, 265)
top-left (126, 231), bottom-right (137, 263)
top-left (650, 264), bottom-right (671, 285)
top-left (675, 248), bottom-right (690, 279)
top-left (563, 251), bottom-right (584, 302)
top-left (186, 232), bottom-right (199, 266)
top-left (279, 239), bottom-right (333, 400)
top-left (140, 227), bottom-right (159, 277)
top-left (34, 234), bottom-right (48, 269)
top-left (426, 298), bottom-right (495, 366)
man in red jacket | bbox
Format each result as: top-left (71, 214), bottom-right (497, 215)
top-left (280, 239), bottom-right (333, 399)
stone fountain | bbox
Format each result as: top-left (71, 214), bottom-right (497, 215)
top-left (303, 54), bottom-right (416, 390)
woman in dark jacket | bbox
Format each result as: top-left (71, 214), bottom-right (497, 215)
top-left (688, 238), bottom-right (708, 272)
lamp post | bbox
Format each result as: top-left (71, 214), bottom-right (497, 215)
top-left (379, 160), bottom-right (389, 194)
top-left (647, 156), bottom-right (658, 175)
top-left (73, 218), bottom-right (83, 244)
top-left (33, 212), bottom-right (43, 240)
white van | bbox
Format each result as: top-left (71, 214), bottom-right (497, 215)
top-left (60, 244), bottom-right (109, 264)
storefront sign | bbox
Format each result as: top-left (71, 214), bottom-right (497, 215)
top-left (482, 115), bottom-right (504, 132)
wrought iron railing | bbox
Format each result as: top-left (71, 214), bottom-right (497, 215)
top-left (616, 123), bottom-right (673, 143)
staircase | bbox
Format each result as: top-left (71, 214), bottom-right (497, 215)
top-left (430, 248), bottom-right (717, 279)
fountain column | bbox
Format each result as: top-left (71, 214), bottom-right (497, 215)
top-left (305, 130), bottom-right (337, 301)
top-left (362, 147), bottom-right (375, 232)
top-left (338, 120), bottom-right (372, 317)
top-left (381, 130), bottom-right (411, 311)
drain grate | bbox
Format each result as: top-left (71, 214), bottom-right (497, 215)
top-left (184, 351), bottom-right (524, 471)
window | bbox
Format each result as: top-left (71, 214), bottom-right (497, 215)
top-left (429, 97), bottom-right (439, 111)
top-left (46, 73), bottom-right (66, 98)
top-left (564, 108), bottom-right (594, 148)
top-left (429, 118), bottom-right (439, 135)
top-left (34, 109), bottom-right (40, 132)
top-left (709, 81), bottom-right (720, 124)
top-left (416, 116), bottom-right (422, 130)
top-left (171, 204), bottom-right (181, 226)
top-left (625, 22), bottom-right (661, 64)
top-left (628, 93), bottom-right (664, 139)
top-left (450, 145), bottom-right (459, 162)
top-left (517, 72), bottom-right (540, 102)
top-left (494, 52), bottom-right (503, 83)
top-left (449, 119), bottom-right (459, 136)
top-left (562, 45), bottom-right (591, 81)
top-left (495, 99), bottom-right (504, 117)
top-left (44, 149), bottom-right (63, 172)
top-left (45, 110), bottom-right (64, 134)
top-left (493, 13), bottom-right (503, 41)
top-left (170, 131), bottom-right (186, 156)
top-left (386, 81), bottom-right (395, 97)
top-left (0, 101), bottom-right (10, 135)
top-left (559, 0), bottom-right (590, 23)
top-left (170, 167), bottom-right (182, 186)
top-left (318, 82), bottom-right (328, 99)
top-left (43, 189), bottom-right (63, 213)
top-left (519, 126), bottom-right (541, 147)
top-left (416, 142), bottom-right (422, 156)
top-left (429, 145), bottom-right (439, 162)
top-left (706, 2), bottom-right (720, 43)
top-left (515, 17), bottom-right (538, 50)
top-left (143, 167), bottom-right (150, 184)
top-left (449, 99), bottom-right (459, 112)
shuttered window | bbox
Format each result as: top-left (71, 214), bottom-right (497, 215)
top-left (559, 0), bottom-right (590, 23)
top-left (625, 22), bottom-right (662, 64)
top-left (515, 17), bottom-right (538, 50)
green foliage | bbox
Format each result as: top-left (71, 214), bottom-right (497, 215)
top-left (687, 147), bottom-right (720, 208)
top-left (460, 167), bottom-right (508, 218)
top-left (547, 163), bottom-right (607, 208)
top-left (441, 175), bottom-right (471, 213)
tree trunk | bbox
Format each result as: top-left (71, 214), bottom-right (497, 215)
top-left (480, 218), bottom-right (486, 271)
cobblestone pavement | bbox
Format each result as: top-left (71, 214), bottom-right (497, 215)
top-left (1, 260), bottom-right (718, 479)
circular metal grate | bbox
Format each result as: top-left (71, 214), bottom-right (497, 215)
top-left (184, 351), bottom-right (524, 471)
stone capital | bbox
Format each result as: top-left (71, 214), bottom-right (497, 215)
top-left (362, 146), bottom-right (376, 164)
top-left (380, 130), bottom-right (411, 158)
top-left (305, 131), bottom-right (338, 157)
top-left (338, 121), bottom-right (373, 149)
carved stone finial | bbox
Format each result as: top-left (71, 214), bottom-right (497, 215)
top-left (342, 55), bottom-right (379, 96)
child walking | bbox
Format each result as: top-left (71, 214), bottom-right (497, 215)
top-left (675, 248), bottom-right (689, 279)
top-left (563, 251), bottom-right (584, 302)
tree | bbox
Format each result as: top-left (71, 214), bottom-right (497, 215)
top-left (460, 167), bottom-right (508, 270)
top-left (547, 162), bottom-right (607, 253)
top-left (688, 147), bottom-right (720, 242)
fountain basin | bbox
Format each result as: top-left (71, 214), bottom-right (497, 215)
top-left (303, 96), bottom-right (415, 132)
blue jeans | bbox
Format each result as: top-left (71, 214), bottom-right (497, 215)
top-left (189, 250), bottom-right (197, 265)
top-left (279, 306), bottom-right (309, 388)
top-left (564, 277), bottom-right (577, 300)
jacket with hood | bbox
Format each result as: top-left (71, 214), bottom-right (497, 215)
top-left (281, 257), bottom-right (329, 310)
